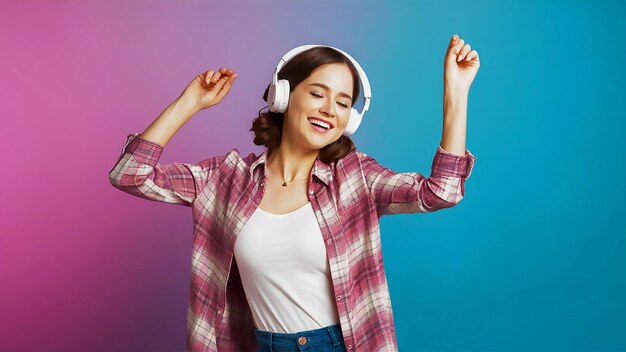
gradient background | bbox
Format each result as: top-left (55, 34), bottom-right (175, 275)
top-left (2, 0), bottom-right (625, 351)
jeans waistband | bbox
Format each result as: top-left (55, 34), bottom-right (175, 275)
top-left (254, 323), bottom-right (344, 350)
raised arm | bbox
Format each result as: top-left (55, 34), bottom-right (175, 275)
top-left (108, 67), bottom-right (237, 206)
top-left (138, 67), bottom-right (238, 147)
top-left (360, 33), bottom-right (480, 216)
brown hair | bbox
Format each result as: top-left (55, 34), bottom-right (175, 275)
top-left (249, 46), bottom-right (361, 165)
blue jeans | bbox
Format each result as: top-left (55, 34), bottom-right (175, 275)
top-left (254, 323), bottom-right (347, 352)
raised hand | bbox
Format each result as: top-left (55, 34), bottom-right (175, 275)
top-left (444, 34), bottom-right (480, 94)
top-left (181, 67), bottom-right (238, 111)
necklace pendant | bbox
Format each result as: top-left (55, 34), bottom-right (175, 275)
top-left (282, 181), bottom-right (287, 187)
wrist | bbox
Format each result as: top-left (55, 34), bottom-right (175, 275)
top-left (444, 84), bottom-right (469, 98)
top-left (176, 94), bottom-right (201, 115)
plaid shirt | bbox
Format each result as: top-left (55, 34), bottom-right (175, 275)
top-left (109, 132), bottom-right (476, 351)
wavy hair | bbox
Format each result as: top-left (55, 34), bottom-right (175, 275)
top-left (249, 46), bottom-right (361, 165)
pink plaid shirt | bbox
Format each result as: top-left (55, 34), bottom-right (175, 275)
top-left (109, 132), bottom-right (476, 351)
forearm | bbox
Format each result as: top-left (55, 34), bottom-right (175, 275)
top-left (139, 95), bottom-right (199, 147)
top-left (440, 87), bottom-right (468, 156)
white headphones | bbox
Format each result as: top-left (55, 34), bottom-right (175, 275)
top-left (266, 44), bottom-right (372, 137)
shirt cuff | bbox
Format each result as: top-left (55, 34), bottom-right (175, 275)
top-left (120, 132), bottom-right (164, 166)
top-left (431, 144), bottom-right (476, 181)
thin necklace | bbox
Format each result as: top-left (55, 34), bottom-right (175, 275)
top-left (267, 166), bottom-right (308, 187)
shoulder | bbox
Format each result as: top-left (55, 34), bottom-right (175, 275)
top-left (354, 148), bottom-right (378, 161)
top-left (333, 148), bottom-right (367, 173)
top-left (338, 148), bottom-right (372, 166)
top-left (345, 149), bottom-right (388, 175)
top-left (222, 147), bottom-right (263, 168)
top-left (193, 148), bottom-right (250, 170)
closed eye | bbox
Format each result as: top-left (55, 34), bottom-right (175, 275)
top-left (310, 93), bottom-right (349, 108)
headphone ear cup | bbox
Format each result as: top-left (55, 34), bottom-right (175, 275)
top-left (267, 82), bottom-right (276, 112)
top-left (269, 79), bottom-right (290, 113)
top-left (343, 108), bottom-right (362, 136)
top-left (278, 79), bottom-right (290, 113)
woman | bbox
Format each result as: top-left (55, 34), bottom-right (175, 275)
top-left (109, 35), bottom-right (479, 352)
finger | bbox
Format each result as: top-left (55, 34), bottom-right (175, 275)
top-left (205, 70), bottom-right (214, 85)
top-left (458, 44), bottom-right (471, 61)
top-left (449, 34), bottom-right (463, 49)
top-left (221, 67), bottom-right (234, 76)
top-left (212, 73), bottom-right (236, 91)
top-left (454, 38), bottom-right (465, 55)
top-left (215, 74), bottom-right (237, 95)
top-left (212, 74), bottom-right (237, 102)
top-left (465, 50), bottom-right (478, 61)
top-left (211, 71), bottom-right (222, 83)
top-left (448, 37), bottom-right (465, 59)
top-left (449, 34), bottom-right (459, 48)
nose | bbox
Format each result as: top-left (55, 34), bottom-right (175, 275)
top-left (320, 99), bottom-right (336, 118)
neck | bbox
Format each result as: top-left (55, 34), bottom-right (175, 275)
top-left (266, 138), bottom-right (319, 182)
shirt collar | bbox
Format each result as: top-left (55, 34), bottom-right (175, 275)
top-left (250, 148), bottom-right (332, 186)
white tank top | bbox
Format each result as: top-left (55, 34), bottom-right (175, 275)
top-left (234, 201), bottom-right (341, 333)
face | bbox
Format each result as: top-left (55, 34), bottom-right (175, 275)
top-left (283, 63), bottom-right (354, 151)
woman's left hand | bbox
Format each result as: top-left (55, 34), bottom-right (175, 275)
top-left (444, 34), bottom-right (480, 94)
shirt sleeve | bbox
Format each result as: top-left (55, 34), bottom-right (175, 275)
top-left (108, 132), bottom-right (225, 207)
top-left (357, 145), bottom-right (476, 216)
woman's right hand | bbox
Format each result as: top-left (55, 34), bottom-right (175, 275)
top-left (181, 67), bottom-right (238, 111)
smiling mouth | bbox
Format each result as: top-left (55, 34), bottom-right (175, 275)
top-left (308, 117), bottom-right (333, 131)
top-left (309, 120), bottom-right (331, 132)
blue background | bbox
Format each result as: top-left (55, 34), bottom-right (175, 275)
top-left (376, 1), bottom-right (625, 351)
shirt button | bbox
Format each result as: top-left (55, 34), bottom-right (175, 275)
top-left (309, 190), bottom-right (314, 195)
top-left (337, 295), bottom-right (342, 300)
top-left (326, 239), bottom-right (331, 244)
top-left (298, 337), bottom-right (308, 345)
top-left (348, 344), bottom-right (353, 349)
top-left (260, 182), bottom-right (265, 187)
